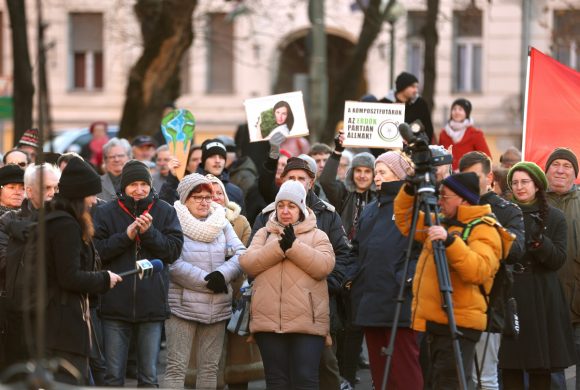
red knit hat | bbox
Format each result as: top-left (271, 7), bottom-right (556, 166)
top-left (17, 128), bottom-right (40, 149)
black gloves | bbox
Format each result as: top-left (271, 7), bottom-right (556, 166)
top-left (528, 214), bottom-right (544, 249)
top-left (279, 224), bottom-right (296, 252)
top-left (333, 133), bottom-right (345, 153)
top-left (205, 271), bottom-right (228, 294)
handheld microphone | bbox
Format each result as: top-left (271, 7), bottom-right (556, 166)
top-left (118, 259), bottom-right (164, 280)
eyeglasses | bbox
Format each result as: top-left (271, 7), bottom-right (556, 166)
top-left (189, 195), bottom-right (212, 204)
top-left (511, 179), bottom-right (533, 187)
top-left (440, 194), bottom-right (458, 200)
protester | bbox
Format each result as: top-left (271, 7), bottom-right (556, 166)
top-left (438, 98), bottom-right (491, 171)
top-left (492, 165), bottom-right (511, 199)
top-left (131, 135), bottom-right (158, 163)
top-left (240, 180), bottom-right (335, 389)
top-left (459, 152), bottom-right (526, 389)
top-left (44, 157), bottom-right (122, 384)
top-left (380, 72), bottom-right (434, 144)
top-left (430, 145), bottom-right (453, 184)
top-left (337, 150), bottom-right (353, 183)
top-left (309, 143), bottom-right (332, 202)
top-left (93, 160), bottom-right (184, 387)
top-left (319, 138), bottom-right (375, 387)
top-left (81, 121), bottom-right (110, 173)
top-left (163, 173), bottom-right (244, 389)
top-left (3, 150), bottom-right (30, 168)
top-left (544, 147), bottom-right (580, 388)
top-left (197, 139), bottom-right (245, 210)
top-left (499, 162), bottom-right (575, 388)
top-left (97, 137), bottom-right (132, 201)
top-left (16, 128), bottom-right (39, 163)
top-left (394, 172), bottom-right (502, 387)
top-left (348, 151), bottom-right (422, 389)
top-left (152, 145), bottom-right (173, 193)
top-left (253, 155), bottom-right (351, 389)
top-left (0, 165), bottom-right (25, 216)
top-left (500, 146), bottom-right (522, 169)
top-left (185, 145), bottom-right (202, 175)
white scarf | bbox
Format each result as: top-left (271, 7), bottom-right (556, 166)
top-left (174, 201), bottom-right (227, 243)
top-left (444, 118), bottom-right (472, 144)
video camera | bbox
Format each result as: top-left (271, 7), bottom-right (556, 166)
top-left (399, 120), bottom-right (452, 172)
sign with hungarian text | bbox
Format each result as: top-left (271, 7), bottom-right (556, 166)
top-left (342, 101), bottom-right (405, 148)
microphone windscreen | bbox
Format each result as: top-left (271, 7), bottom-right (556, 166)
top-left (150, 259), bottom-right (164, 273)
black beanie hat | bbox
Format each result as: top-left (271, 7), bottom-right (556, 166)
top-left (59, 157), bottom-right (102, 198)
top-left (201, 139), bottom-right (227, 168)
top-left (451, 98), bottom-right (472, 118)
top-left (0, 164), bottom-right (24, 186)
top-left (442, 172), bottom-right (480, 205)
top-left (545, 147), bottom-right (579, 177)
top-left (395, 72), bottom-right (419, 93)
top-left (120, 160), bottom-right (152, 192)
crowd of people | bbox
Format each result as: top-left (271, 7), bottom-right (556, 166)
top-left (0, 70), bottom-right (577, 390)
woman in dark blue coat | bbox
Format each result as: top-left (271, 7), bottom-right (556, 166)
top-left (348, 151), bottom-right (422, 390)
top-left (499, 162), bottom-right (575, 388)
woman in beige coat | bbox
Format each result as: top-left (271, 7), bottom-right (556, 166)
top-left (240, 180), bottom-right (335, 390)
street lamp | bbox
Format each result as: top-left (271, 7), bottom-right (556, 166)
top-left (384, 1), bottom-right (406, 90)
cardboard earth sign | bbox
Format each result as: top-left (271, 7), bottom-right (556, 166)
top-left (161, 109), bottom-right (195, 180)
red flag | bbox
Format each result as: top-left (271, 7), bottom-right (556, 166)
top-left (523, 47), bottom-right (580, 176)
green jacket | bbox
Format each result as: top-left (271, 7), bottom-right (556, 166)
top-left (547, 185), bottom-right (580, 324)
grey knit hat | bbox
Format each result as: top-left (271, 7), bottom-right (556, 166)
top-left (177, 173), bottom-right (212, 204)
top-left (345, 152), bottom-right (376, 192)
top-left (275, 180), bottom-right (308, 218)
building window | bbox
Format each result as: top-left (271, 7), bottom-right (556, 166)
top-left (453, 9), bottom-right (482, 93)
top-left (406, 11), bottom-right (427, 86)
top-left (206, 13), bottom-right (234, 94)
top-left (70, 13), bottom-right (103, 91)
top-left (553, 9), bottom-right (579, 71)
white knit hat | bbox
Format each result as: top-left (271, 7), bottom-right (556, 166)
top-left (275, 180), bottom-right (308, 218)
top-left (205, 174), bottom-right (229, 204)
top-left (177, 173), bottom-right (212, 204)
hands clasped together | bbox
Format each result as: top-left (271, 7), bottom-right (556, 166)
top-left (279, 224), bottom-right (297, 252)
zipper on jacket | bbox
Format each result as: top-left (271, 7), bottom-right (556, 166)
top-left (309, 292), bottom-right (315, 324)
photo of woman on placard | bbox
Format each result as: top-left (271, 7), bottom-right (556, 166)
top-left (257, 100), bottom-right (295, 139)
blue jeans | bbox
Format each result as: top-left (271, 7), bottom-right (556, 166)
top-left (102, 319), bottom-right (163, 387)
top-left (255, 332), bottom-right (324, 390)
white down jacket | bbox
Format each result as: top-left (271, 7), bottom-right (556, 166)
top-left (168, 204), bottom-right (245, 324)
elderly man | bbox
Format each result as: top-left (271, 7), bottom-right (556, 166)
top-left (93, 160), bottom-right (183, 387)
top-left (544, 147), bottom-right (580, 389)
top-left (0, 165), bottom-right (25, 216)
top-left (98, 137), bottom-right (132, 201)
top-left (0, 163), bottom-right (60, 368)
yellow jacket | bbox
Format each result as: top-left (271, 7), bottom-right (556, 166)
top-left (394, 187), bottom-right (501, 331)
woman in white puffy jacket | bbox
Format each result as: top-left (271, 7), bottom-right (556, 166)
top-left (163, 173), bottom-right (244, 389)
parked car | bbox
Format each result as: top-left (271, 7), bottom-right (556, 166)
top-left (43, 126), bottom-right (119, 154)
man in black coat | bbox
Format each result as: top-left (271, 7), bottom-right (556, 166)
top-left (253, 155), bottom-right (351, 390)
top-left (380, 71), bottom-right (435, 144)
top-left (93, 160), bottom-right (184, 387)
top-left (459, 151), bottom-right (525, 389)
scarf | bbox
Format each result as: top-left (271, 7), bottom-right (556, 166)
top-left (444, 118), bottom-right (472, 144)
top-left (174, 200), bottom-right (227, 243)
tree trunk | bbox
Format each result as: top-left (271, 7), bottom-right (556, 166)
top-left (119, 0), bottom-right (197, 140)
top-left (422, 0), bottom-right (439, 115)
top-left (6, 0), bottom-right (34, 145)
top-left (322, 0), bottom-right (395, 144)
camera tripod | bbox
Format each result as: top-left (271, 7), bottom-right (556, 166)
top-left (381, 172), bottom-right (468, 390)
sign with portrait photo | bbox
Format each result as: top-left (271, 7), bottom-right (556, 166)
top-left (244, 91), bottom-right (309, 142)
top-left (342, 101), bottom-right (405, 149)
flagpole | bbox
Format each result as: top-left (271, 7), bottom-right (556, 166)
top-left (521, 46), bottom-right (532, 159)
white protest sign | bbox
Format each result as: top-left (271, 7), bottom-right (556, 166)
top-left (244, 91), bottom-right (309, 143)
top-left (342, 101), bottom-right (405, 148)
